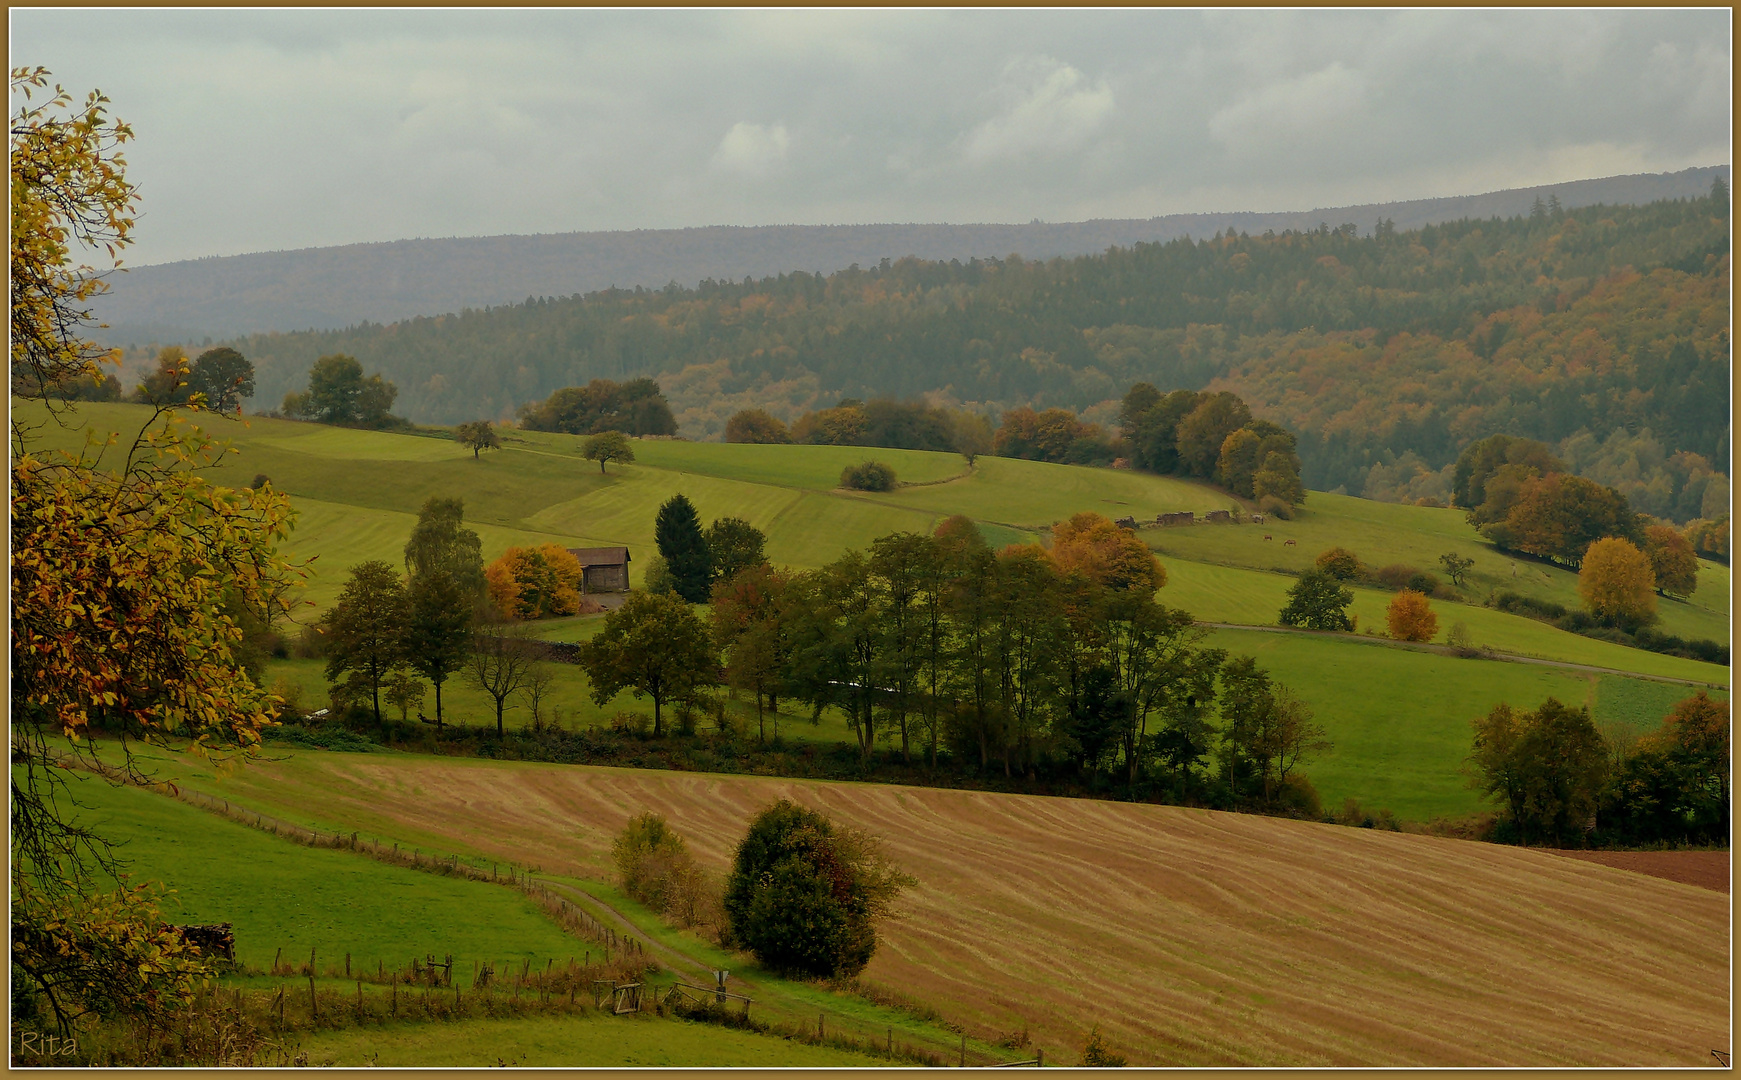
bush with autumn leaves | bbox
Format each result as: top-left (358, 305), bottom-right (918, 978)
top-left (484, 543), bottom-right (603, 620)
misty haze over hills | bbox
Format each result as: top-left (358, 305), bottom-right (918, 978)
top-left (96, 166), bottom-right (1729, 346)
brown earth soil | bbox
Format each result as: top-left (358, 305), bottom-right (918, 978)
top-left (1548, 849), bottom-right (1730, 893)
top-left (176, 752), bottom-right (1730, 1068)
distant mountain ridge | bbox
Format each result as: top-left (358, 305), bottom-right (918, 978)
top-left (95, 165), bottom-right (1729, 344)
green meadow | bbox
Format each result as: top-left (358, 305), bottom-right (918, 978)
top-left (55, 768), bottom-right (582, 970)
top-left (20, 400), bottom-right (1728, 823)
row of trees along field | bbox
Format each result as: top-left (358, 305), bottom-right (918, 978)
top-left (600, 504), bottom-right (1332, 815)
top-left (1451, 431), bottom-right (1727, 577)
top-left (1468, 691), bottom-right (1729, 848)
top-left (309, 494), bottom-right (1331, 815)
top-left (199, 181), bottom-right (1729, 518)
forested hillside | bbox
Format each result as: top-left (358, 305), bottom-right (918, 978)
top-left (191, 184), bottom-right (1729, 510)
top-left (92, 166), bottom-right (1729, 343)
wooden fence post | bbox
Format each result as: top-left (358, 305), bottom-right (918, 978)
top-left (308, 975), bottom-right (317, 1021)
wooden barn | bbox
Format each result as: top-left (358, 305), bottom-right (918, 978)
top-left (567, 546), bottom-right (631, 593)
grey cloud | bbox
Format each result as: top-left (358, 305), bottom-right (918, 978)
top-left (8, 8), bottom-right (1729, 265)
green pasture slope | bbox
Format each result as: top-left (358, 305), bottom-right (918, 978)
top-left (56, 768), bottom-right (582, 971)
top-left (20, 401), bottom-right (1728, 820)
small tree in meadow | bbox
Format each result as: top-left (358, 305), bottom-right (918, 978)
top-left (582, 430), bottom-right (635, 473)
top-left (1578, 536), bottom-right (1657, 628)
top-left (1277, 569), bottom-right (1354, 631)
top-left (1314, 547), bottom-right (1360, 581)
top-left (456, 420), bottom-right (501, 459)
top-left (1385, 589), bottom-right (1438, 642)
top-left (577, 590), bottom-right (716, 736)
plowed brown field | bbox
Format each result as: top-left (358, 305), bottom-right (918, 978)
top-left (186, 753), bottom-right (1729, 1067)
top-left (1549, 850), bottom-right (1729, 893)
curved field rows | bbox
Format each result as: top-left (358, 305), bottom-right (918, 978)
top-left (182, 751), bottom-right (1729, 1067)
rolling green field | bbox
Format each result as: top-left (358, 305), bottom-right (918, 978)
top-left (1165, 560), bottom-right (1726, 684)
top-left (55, 768), bottom-right (584, 970)
top-left (1206, 630), bottom-right (1603, 819)
top-left (21, 400), bottom-right (1729, 824)
top-left (1150, 490), bottom-right (1730, 646)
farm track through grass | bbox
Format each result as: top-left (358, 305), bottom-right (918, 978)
top-left (131, 747), bottom-right (1729, 1067)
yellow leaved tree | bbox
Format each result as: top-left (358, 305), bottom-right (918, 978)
top-left (10, 67), bottom-right (306, 1037)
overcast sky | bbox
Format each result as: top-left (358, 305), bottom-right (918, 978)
top-left (10, 8), bottom-right (1732, 267)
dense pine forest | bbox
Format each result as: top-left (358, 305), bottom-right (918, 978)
top-left (191, 184), bottom-right (1729, 514)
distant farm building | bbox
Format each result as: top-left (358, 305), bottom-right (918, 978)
top-left (1204, 510), bottom-right (1233, 524)
top-left (1157, 511), bottom-right (1195, 527)
top-left (1115, 516), bottom-right (1138, 529)
top-left (567, 546), bottom-right (631, 593)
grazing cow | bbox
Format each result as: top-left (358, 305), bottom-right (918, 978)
top-left (1263, 535), bottom-right (1272, 541)
top-left (1283, 538), bottom-right (1297, 546)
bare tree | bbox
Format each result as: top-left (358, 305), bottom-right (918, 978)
top-left (467, 629), bottom-right (537, 736)
top-left (519, 659), bottom-right (555, 733)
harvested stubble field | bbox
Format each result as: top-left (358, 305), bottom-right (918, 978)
top-left (176, 749), bottom-right (1729, 1067)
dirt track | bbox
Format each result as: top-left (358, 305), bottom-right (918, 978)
top-left (192, 755), bottom-right (1730, 1067)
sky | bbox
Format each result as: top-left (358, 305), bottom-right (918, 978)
top-left (10, 8), bottom-right (1732, 267)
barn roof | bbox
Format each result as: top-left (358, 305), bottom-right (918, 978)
top-left (568, 546), bottom-right (630, 568)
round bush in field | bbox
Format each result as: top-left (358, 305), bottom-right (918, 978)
top-left (840, 460), bottom-right (896, 492)
top-left (722, 799), bottom-right (912, 978)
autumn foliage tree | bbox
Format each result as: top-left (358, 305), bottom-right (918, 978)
top-left (11, 67), bottom-right (303, 1032)
top-left (722, 800), bottom-right (913, 978)
top-left (724, 408), bottom-right (792, 444)
top-left (485, 544), bottom-right (590, 620)
top-left (1642, 524), bottom-right (1698, 597)
top-left (1048, 512), bottom-right (1166, 593)
top-left (1577, 536), bottom-right (1657, 628)
top-left (1385, 589), bottom-right (1438, 642)
top-left (993, 406), bottom-right (1111, 464)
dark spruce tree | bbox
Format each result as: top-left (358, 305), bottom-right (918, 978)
top-left (655, 494), bottom-right (713, 603)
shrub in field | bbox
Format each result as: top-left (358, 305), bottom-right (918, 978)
top-left (840, 460), bottom-right (896, 492)
top-left (1256, 494), bottom-right (1294, 520)
top-left (1370, 563), bottom-right (1419, 591)
top-left (1278, 569), bottom-right (1354, 631)
top-left (612, 812), bottom-right (721, 930)
top-left (1080, 1026), bottom-right (1127, 1067)
top-left (723, 800), bottom-right (912, 978)
top-left (1385, 589), bottom-right (1438, 642)
top-left (1314, 547), bottom-right (1360, 580)
top-left (1444, 621), bottom-right (1479, 657)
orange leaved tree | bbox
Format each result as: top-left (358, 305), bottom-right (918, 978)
top-left (1385, 589), bottom-right (1439, 642)
top-left (485, 543), bottom-right (590, 619)
top-left (1577, 536), bottom-right (1657, 627)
